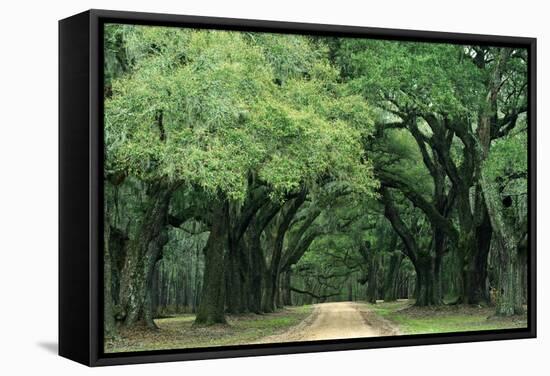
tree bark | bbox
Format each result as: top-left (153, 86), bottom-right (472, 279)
top-left (247, 229), bottom-right (265, 313)
top-left (225, 239), bottom-right (247, 314)
top-left (224, 185), bottom-right (270, 314)
top-left (413, 253), bottom-right (440, 306)
top-left (380, 187), bottom-right (441, 306)
top-left (281, 271), bottom-right (292, 306)
top-left (480, 168), bottom-right (524, 316)
top-left (462, 206), bottom-right (492, 304)
top-left (195, 201), bottom-right (229, 324)
top-left (118, 182), bottom-right (173, 328)
top-left (103, 210), bottom-right (117, 339)
top-left (245, 201), bottom-right (281, 313)
top-left (383, 251), bottom-right (403, 302)
top-left (366, 251), bottom-right (379, 304)
top-left (262, 191), bottom-right (307, 312)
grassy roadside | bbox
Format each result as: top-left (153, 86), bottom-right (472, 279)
top-left (105, 305), bottom-right (313, 353)
top-left (366, 300), bottom-right (527, 335)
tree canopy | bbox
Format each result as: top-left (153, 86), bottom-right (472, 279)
top-left (102, 24), bottom-right (529, 340)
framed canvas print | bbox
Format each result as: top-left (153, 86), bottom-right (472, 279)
top-left (59, 9), bottom-right (536, 366)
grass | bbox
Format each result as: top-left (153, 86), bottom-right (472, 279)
top-left (105, 305), bottom-right (314, 353)
top-left (366, 299), bottom-right (528, 335)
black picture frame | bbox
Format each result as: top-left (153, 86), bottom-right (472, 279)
top-left (59, 9), bottom-right (537, 367)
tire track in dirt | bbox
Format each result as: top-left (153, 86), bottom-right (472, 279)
top-left (256, 301), bottom-right (399, 343)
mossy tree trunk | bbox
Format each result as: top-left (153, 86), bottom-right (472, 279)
top-left (195, 201), bottom-right (229, 325)
top-left (224, 186), bottom-right (271, 314)
top-left (365, 251), bottom-right (379, 304)
top-left (245, 201), bottom-right (281, 313)
top-left (281, 270), bottom-right (292, 306)
top-left (480, 167), bottom-right (525, 316)
top-left (118, 182), bottom-right (174, 329)
top-left (383, 251), bottom-right (403, 302)
top-left (247, 229), bottom-right (265, 314)
top-left (380, 187), bottom-right (444, 306)
top-left (263, 190), bottom-right (307, 312)
top-left (413, 253), bottom-right (439, 306)
top-left (103, 207), bottom-right (117, 339)
top-left (471, 48), bottom-right (525, 315)
top-left (225, 240), bottom-right (246, 314)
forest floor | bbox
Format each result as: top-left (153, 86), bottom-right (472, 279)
top-left (105, 300), bottom-right (527, 352)
top-left (366, 299), bottom-right (528, 335)
top-left (105, 305), bottom-right (314, 353)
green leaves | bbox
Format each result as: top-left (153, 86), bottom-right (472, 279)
top-left (105, 25), bottom-right (377, 203)
top-left (484, 130), bottom-right (527, 196)
top-left (337, 40), bottom-right (484, 119)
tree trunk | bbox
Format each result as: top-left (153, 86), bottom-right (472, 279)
top-left (495, 244), bottom-right (524, 316)
top-left (366, 252), bottom-right (379, 304)
top-left (118, 182), bottom-right (173, 328)
top-left (383, 252), bottom-right (403, 302)
top-left (195, 201), bottom-right (229, 325)
top-left (262, 270), bottom-right (276, 313)
top-left (480, 168), bottom-right (524, 316)
top-left (262, 191), bottom-right (307, 312)
top-left (414, 254), bottom-right (440, 306)
top-left (244, 201), bottom-right (282, 314)
top-left (465, 208), bottom-right (492, 304)
top-left (281, 270), bottom-right (292, 306)
top-left (103, 212), bottom-right (117, 339)
top-left (247, 230), bottom-right (264, 313)
top-left (276, 274), bottom-right (284, 308)
top-left (225, 240), bottom-right (246, 314)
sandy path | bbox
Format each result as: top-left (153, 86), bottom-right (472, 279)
top-left (257, 301), bottom-right (398, 343)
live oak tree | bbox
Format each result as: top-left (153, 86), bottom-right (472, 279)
top-left (332, 40), bottom-right (528, 308)
top-left (103, 24), bottom-right (529, 339)
top-left (105, 25), bottom-right (377, 326)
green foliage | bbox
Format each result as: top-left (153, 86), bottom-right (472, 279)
top-left (103, 22), bottom-right (530, 339)
top-left (484, 130), bottom-right (527, 184)
top-left (105, 24), bottom-right (377, 202)
top-left (337, 40), bottom-right (484, 118)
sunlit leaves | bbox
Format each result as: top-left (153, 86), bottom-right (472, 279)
top-left (337, 40), bottom-right (485, 119)
top-left (104, 24), bottom-right (377, 203)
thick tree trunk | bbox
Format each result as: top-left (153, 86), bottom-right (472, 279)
top-left (414, 254), bottom-right (441, 306)
top-left (464, 208), bottom-right (492, 304)
top-left (240, 244), bottom-right (252, 312)
top-left (495, 245), bottom-right (524, 316)
top-left (281, 271), bottom-right (292, 306)
top-left (483, 50), bottom-right (524, 316)
top-left (109, 227), bottom-right (127, 310)
top-left (247, 230), bottom-right (264, 313)
top-left (225, 239), bottom-right (247, 314)
top-left (221, 185), bottom-right (272, 314)
top-left (432, 225), bottom-right (446, 304)
top-left (276, 274), bottom-right (284, 308)
top-left (118, 183), bottom-right (173, 328)
top-left (366, 252), bottom-right (379, 304)
top-left (243, 201), bottom-right (281, 314)
top-left (262, 270), bottom-right (276, 313)
top-left (195, 202), bottom-right (229, 325)
top-left (480, 167), bottom-right (524, 316)
top-left (103, 213), bottom-right (117, 339)
top-left (262, 191), bottom-right (307, 312)
top-left (383, 252), bottom-right (403, 302)
top-left (381, 187), bottom-right (441, 306)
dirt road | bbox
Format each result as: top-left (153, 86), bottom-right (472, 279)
top-left (257, 301), bottom-right (399, 343)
